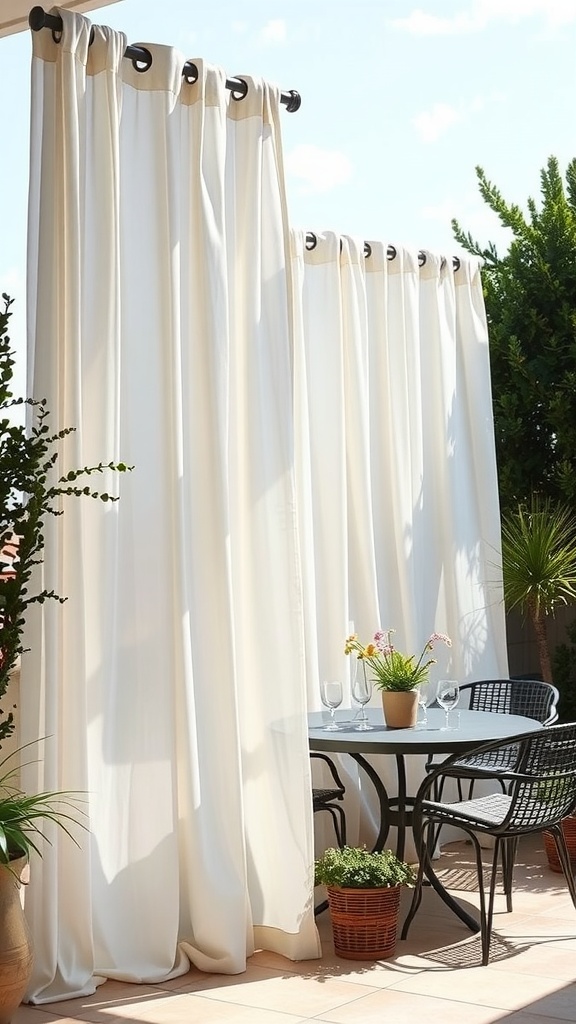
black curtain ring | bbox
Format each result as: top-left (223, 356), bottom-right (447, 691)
top-left (230, 77), bottom-right (248, 101)
top-left (131, 47), bottom-right (153, 73)
top-left (305, 232), bottom-right (317, 251)
top-left (183, 61), bottom-right (198, 85)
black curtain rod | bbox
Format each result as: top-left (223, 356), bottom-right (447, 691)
top-left (28, 6), bottom-right (301, 112)
top-left (305, 232), bottom-right (460, 270)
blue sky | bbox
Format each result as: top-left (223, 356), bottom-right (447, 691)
top-left (2, 0), bottom-right (576, 381)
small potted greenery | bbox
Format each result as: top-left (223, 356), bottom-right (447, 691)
top-left (314, 845), bottom-right (415, 960)
top-left (345, 628), bottom-right (452, 728)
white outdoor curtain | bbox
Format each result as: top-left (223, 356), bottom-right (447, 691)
top-left (292, 233), bottom-right (509, 851)
top-left (23, 7), bottom-right (510, 1005)
top-left (23, 10), bottom-right (319, 1004)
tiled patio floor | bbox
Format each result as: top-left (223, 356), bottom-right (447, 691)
top-left (13, 834), bottom-right (576, 1024)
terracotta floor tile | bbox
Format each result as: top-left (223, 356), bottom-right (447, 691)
top-left (388, 964), bottom-right (565, 1011)
top-left (313, 988), bottom-right (508, 1023)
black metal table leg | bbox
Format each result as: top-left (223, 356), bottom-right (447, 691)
top-left (349, 751), bottom-right (391, 852)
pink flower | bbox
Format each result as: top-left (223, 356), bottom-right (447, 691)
top-left (428, 632), bottom-right (452, 647)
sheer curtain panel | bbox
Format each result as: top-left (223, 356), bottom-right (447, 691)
top-left (24, 10), bottom-right (319, 1003)
top-left (292, 233), bottom-right (508, 852)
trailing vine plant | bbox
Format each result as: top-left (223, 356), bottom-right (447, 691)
top-left (0, 293), bottom-right (131, 746)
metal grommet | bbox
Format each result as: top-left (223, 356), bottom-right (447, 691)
top-left (418, 251), bottom-right (427, 267)
top-left (131, 47), bottom-right (153, 73)
top-left (183, 61), bottom-right (198, 85)
top-left (305, 232), bottom-right (317, 251)
top-left (230, 77), bottom-right (248, 101)
top-left (387, 245), bottom-right (397, 261)
top-left (364, 242), bottom-right (372, 259)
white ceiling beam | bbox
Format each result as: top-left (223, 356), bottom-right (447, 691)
top-left (1, 1), bottom-right (122, 39)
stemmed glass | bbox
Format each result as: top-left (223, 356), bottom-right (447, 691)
top-left (416, 678), bottom-right (437, 730)
top-left (351, 661), bottom-right (373, 731)
top-left (320, 679), bottom-right (343, 731)
top-left (437, 679), bottom-right (460, 731)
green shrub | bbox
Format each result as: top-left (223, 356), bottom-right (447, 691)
top-left (314, 846), bottom-right (415, 889)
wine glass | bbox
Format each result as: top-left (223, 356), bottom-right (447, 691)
top-left (437, 679), bottom-right (460, 731)
top-left (320, 679), bottom-right (343, 731)
top-left (416, 678), bottom-right (437, 730)
top-left (351, 661), bottom-right (373, 731)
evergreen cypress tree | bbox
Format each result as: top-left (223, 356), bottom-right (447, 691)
top-left (452, 156), bottom-right (576, 513)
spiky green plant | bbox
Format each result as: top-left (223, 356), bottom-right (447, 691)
top-left (0, 744), bottom-right (86, 866)
top-left (501, 496), bottom-right (576, 682)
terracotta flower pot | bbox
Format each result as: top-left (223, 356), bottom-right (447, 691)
top-left (326, 884), bottom-right (402, 959)
top-left (542, 816), bottom-right (576, 873)
top-left (382, 690), bottom-right (419, 729)
top-left (0, 857), bottom-right (33, 1024)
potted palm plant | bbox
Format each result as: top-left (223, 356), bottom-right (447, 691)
top-left (500, 495), bottom-right (576, 873)
top-left (500, 495), bottom-right (576, 685)
top-left (345, 628), bottom-right (452, 727)
top-left (314, 845), bottom-right (415, 959)
top-left (0, 293), bottom-right (130, 1021)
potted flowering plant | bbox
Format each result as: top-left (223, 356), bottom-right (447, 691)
top-left (345, 628), bottom-right (452, 728)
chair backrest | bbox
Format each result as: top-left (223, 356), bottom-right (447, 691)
top-left (309, 752), bottom-right (346, 796)
top-left (430, 723), bottom-right (576, 833)
top-left (460, 678), bottom-right (559, 725)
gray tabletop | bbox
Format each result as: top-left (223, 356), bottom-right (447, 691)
top-left (308, 707), bottom-right (543, 755)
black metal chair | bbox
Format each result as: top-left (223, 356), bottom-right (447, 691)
top-left (459, 678), bottom-right (559, 724)
top-left (428, 678), bottom-right (560, 801)
top-left (402, 723), bottom-right (576, 965)
top-left (311, 752), bottom-right (348, 917)
top-left (310, 752), bottom-right (347, 848)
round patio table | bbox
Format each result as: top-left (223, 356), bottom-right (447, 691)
top-left (309, 705), bottom-right (542, 930)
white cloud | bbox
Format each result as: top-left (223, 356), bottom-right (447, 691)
top-left (413, 103), bottom-right (461, 143)
top-left (285, 144), bottom-right (353, 195)
top-left (393, 0), bottom-right (576, 35)
top-left (412, 92), bottom-right (500, 143)
top-left (392, 9), bottom-right (478, 35)
top-left (421, 195), bottom-right (513, 255)
top-left (256, 20), bottom-right (287, 46)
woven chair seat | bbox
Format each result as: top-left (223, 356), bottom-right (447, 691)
top-left (425, 791), bottom-right (512, 828)
top-left (313, 787), bottom-right (345, 805)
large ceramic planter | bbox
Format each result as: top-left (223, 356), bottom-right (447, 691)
top-left (543, 816), bottom-right (576, 873)
top-left (326, 884), bottom-right (402, 959)
top-left (0, 857), bottom-right (33, 1024)
top-left (382, 690), bottom-right (419, 729)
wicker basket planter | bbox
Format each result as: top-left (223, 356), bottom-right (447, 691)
top-left (543, 816), bottom-right (576, 873)
top-left (326, 884), bottom-right (402, 960)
